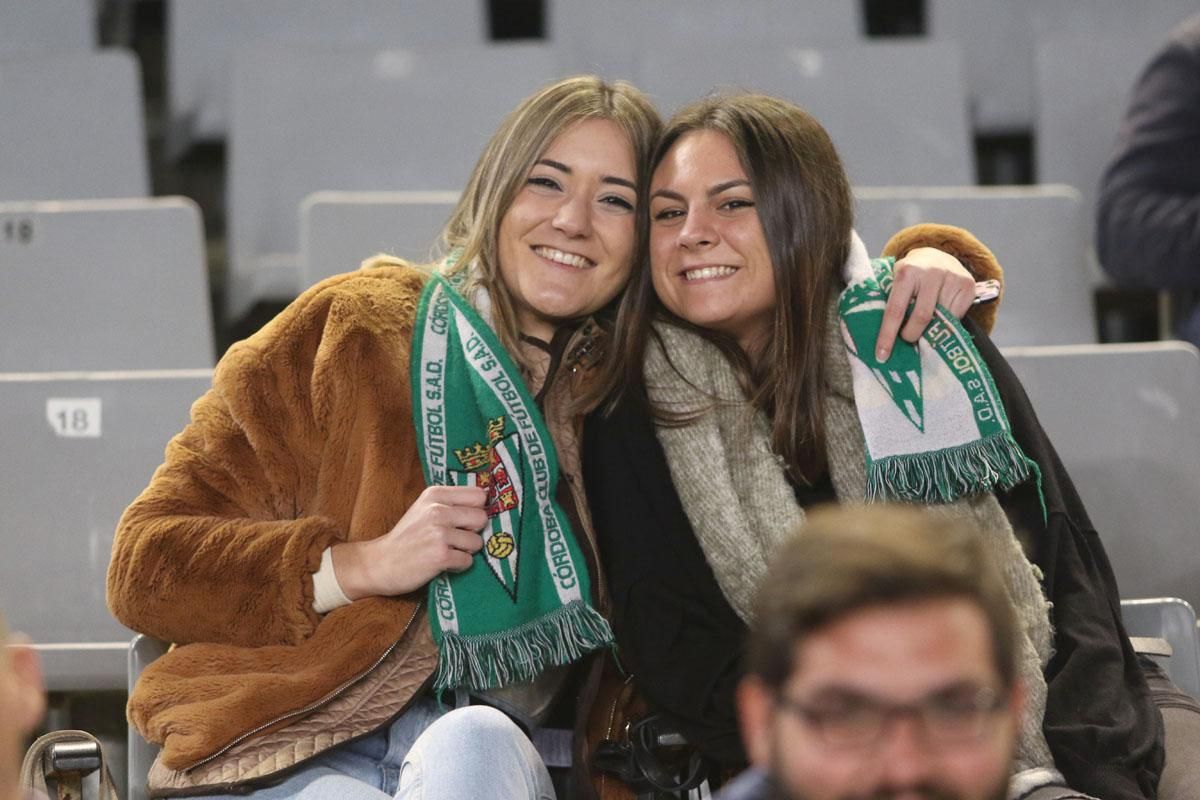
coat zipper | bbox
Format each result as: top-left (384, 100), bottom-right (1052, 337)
top-left (181, 602), bottom-right (424, 772)
top-left (606, 672), bottom-right (635, 739)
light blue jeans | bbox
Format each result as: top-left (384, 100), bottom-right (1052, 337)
top-left (201, 698), bottom-right (556, 800)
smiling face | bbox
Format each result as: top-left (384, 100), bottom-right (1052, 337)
top-left (649, 130), bottom-right (777, 351)
top-left (496, 117), bottom-right (639, 341)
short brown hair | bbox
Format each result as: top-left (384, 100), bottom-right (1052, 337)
top-left (747, 505), bottom-right (1020, 691)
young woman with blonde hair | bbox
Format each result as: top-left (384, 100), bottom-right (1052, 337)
top-left (109, 77), bottom-right (987, 799)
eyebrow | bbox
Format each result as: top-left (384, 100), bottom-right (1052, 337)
top-left (650, 178), bottom-right (752, 202)
top-left (535, 158), bottom-right (637, 191)
top-left (803, 679), bottom-right (991, 704)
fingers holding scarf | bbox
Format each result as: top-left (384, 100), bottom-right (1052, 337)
top-left (331, 485), bottom-right (487, 600)
top-left (874, 246), bottom-right (976, 362)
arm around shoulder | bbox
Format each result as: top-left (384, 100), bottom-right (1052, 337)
top-left (882, 223), bottom-right (1004, 335)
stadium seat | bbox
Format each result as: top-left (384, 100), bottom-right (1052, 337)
top-left (1121, 597), bottom-right (1200, 699)
top-left (127, 635), bottom-right (169, 800)
top-left (855, 185), bottom-right (1094, 346)
top-left (925, 0), bottom-right (1198, 137)
top-left (0, 369), bottom-right (213, 691)
top-left (548, 0), bottom-right (859, 80)
top-left (1034, 35), bottom-right (1169, 262)
top-left (0, 49), bottom-right (148, 201)
top-left (1029, 0), bottom-right (1198, 43)
top-left (0, 0), bottom-right (93, 55)
top-left (1004, 342), bottom-right (1200, 610)
top-left (927, 0), bottom-right (1037, 132)
top-left (226, 42), bottom-right (560, 322)
top-left (166, 0), bottom-right (485, 154)
top-left (299, 190), bottom-right (458, 288)
top-left (0, 197), bottom-right (214, 371)
top-left (635, 41), bottom-right (973, 186)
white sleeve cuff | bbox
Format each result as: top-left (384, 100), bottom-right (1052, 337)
top-left (312, 546), bottom-right (352, 614)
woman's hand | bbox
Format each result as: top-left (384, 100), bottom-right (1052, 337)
top-left (874, 247), bottom-right (976, 362)
top-left (331, 485), bottom-right (488, 600)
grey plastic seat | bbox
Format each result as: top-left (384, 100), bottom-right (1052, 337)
top-left (855, 185), bottom-right (1094, 346)
top-left (1029, 1), bottom-right (1199, 43)
top-left (635, 41), bottom-right (973, 187)
top-left (926, 0), bottom-right (1037, 133)
top-left (1004, 342), bottom-right (1200, 610)
top-left (1121, 597), bottom-right (1200, 698)
top-left (0, 369), bottom-right (213, 690)
top-left (299, 190), bottom-right (459, 287)
top-left (166, 0), bottom-right (485, 153)
top-left (1034, 34), bottom-right (1161, 267)
top-left (226, 42), bottom-right (561, 322)
top-left (128, 635), bottom-right (169, 800)
top-left (0, 0), bottom-right (93, 55)
top-left (0, 197), bottom-right (214, 371)
top-left (926, 0), bottom-right (1197, 135)
top-left (548, 0), bottom-right (858, 80)
top-left (0, 50), bottom-right (148, 201)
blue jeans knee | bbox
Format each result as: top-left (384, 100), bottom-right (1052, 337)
top-left (397, 705), bottom-right (555, 800)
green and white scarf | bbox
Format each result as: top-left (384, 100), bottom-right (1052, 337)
top-left (411, 272), bottom-right (614, 692)
top-left (838, 248), bottom-right (1040, 504)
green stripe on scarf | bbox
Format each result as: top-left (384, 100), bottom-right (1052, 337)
top-left (838, 256), bottom-right (1042, 506)
top-left (411, 272), bottom-right (614, 692)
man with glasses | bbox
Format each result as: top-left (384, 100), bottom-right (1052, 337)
top-left (720, 505), bottom-right (1080, 800)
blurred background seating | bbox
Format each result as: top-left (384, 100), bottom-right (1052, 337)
top-left (3, 3), bottom-right (1200, 797)
top-left (1006, 341), bottom-right (1200, 610)
top-left (226, 42), bottom-right (559, 319)
top-left (855, 185), bottom-right (1093, 346)
top-left (0, 198), bottom-right (212, 371)
top-left (299, 190), bottom-right (459, 288)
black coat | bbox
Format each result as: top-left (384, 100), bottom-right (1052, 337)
top-left (582, 320), bottom-right (1164, 800)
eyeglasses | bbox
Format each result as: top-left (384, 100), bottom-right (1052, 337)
top-left (776, 685), bottom-right (1008, 750)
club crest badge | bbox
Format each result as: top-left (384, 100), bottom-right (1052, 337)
top-left (451, 415), bottom-right (524, 600)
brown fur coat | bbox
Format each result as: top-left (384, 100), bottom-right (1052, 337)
top-left (108, 266), bottom-right (437, 771)
top-left (106, 224), bottom-right (1001, 784)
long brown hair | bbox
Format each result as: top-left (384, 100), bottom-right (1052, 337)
top-left (611, 93), bottom-right (853, 483)
top-left (437, 75), bottom-right (661, 384)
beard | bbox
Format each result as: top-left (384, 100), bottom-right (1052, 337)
top-left (764, 740), bottom-right (1011, 800)
top-left (768, 783), bottom-right (1006, 800)
top-left (765, 774), bottom-right (1009, 800)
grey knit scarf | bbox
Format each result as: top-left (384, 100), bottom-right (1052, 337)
top-left (643, 303), bottom-right (1065, 794)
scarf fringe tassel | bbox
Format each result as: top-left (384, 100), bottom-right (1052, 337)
top-left (432, 601), bottom-right (615, 692)
top-left (865, 432), bottom-right (1043, 507)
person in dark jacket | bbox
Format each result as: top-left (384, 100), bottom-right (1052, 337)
top-left (1097, 14), bottom-right (1200, 344)
top-left (587, 93), bottom-right (1166, 800)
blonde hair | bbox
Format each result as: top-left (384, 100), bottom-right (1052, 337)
top-left (427, 75), bottom-right (662, 376)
